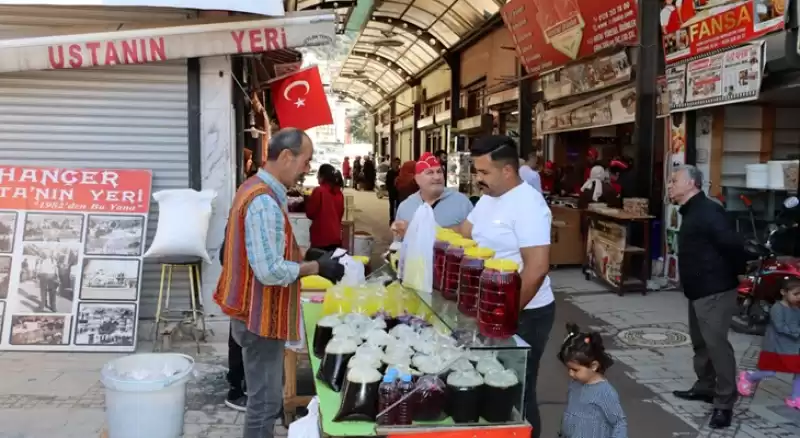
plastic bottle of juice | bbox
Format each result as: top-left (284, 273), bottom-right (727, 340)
top-left (377, 373), bottom-right (398, 425)
top-left (395, 374), bottom-right (415, 425)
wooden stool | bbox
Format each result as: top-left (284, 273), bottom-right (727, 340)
top-left (283, 348), bottom-right (312, 425)
top-left (151, 257), bottom-right (207, 353)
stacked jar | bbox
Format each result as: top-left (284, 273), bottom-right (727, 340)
top-left (442, 238), bottom-right (476, 301)
top-left (457, 247), bottom-right (495, 316)
top-left (478, 259), bottom-right (522, 339)
top-left (432, 231), bottom-right (455, 293)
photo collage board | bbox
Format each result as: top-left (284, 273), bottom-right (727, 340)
top-left (664, 113), bottom-right (687, 283)
top-left (0, 166), bottom-right (152, 352)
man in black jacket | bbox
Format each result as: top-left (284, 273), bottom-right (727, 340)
top-left (667, 165), bottom-right (746, 429)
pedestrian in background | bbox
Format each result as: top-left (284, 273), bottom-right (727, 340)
top-left (394, 160), bottom-right (418, 204)
top-left (306, 164), bottom-right (344, 252)
top-left (342, 156), bottom-right (351, 187)
top-left (386, 157), bottom-right (401, 224)
top-left (667, 164), bottom-right (747, 429)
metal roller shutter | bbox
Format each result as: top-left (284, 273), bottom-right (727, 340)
top-left (0, 62), bottom-right (191, 319)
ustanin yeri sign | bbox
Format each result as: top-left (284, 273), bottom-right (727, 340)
top-left (660, 0), bottom-right (784, 63)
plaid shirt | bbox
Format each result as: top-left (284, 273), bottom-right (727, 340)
top-left (244, 169), bottom-right (301, 286)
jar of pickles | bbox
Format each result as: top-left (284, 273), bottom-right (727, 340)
top-left (442, 238), bottom-right (476, 301)
top-left (478, 259), bottom-right (521, 339)
top-left (433, 231), bottom-right (454, 293)
top-left (457, 247), bottom-right (495, 316)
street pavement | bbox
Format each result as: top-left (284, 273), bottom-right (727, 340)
top-left (0, 189), bottom-right (797, 437)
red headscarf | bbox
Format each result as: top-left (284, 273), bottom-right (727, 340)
top-left (415, 152), bottom-right (441, 174)
top-left (395, 160), bottom-right (418, 196)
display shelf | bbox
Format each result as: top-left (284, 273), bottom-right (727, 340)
top-left (302, 301), bottom-right (530, 437)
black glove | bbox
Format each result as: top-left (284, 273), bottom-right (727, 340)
top-left (316, 252), bottom-right (345, 283)
top-left (304, 248), bottom-right (328, 262)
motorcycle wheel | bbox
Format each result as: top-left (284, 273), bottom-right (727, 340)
top-left (730, 297), bottom-right (767, 336)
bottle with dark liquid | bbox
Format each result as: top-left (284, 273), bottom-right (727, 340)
top-left (376, 373), bottom-right (398, 425)
top-left (433, 231), bottom-right (453, 293)
top-left (395, 374), bottom-right (415, 425)
top-left (478, 259), bottom-right (521, 339)
top-left (442, 238), bottom-right (476, 301)
top-left (457, 247), bottom-right (494, 316)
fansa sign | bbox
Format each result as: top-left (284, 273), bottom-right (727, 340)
top-left (0, 12), bottom-right (335, 74)
top-left (0, 167), bottom-right (152, 213)
top-left (661, 0), bottom-right (784, 63)
top-left (500, 0), bottom-right (638, 77)
top-left (0, 0), bottom-right (285, 16)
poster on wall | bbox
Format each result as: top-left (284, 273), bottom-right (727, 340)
top-left (664, 113), bottom-right (687, 282)
top-left (586, 218), bottom-right (627, 287)
top-left (660, 0), bottom-right (784, 64)
top-left (670, 42), bottom-right (765, 112)
top-left (542, 50), bottom-right (632, 101)
top-left (542, 85), bottom-right (637, 135)
top-left (500, 0), bottom-right (638, 77)
top-left (0, 167), bottom-right (152, 352)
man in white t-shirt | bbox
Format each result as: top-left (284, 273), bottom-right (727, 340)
top-left (452, 135), bottom-right (554, 438)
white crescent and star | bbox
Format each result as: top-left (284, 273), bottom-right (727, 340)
top-left (283, 80), bottom-right (310, 108)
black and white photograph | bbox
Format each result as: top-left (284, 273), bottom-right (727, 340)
top-left (0, 256), bottom-right (10, 300)
top-left (0, 211), bottom-right (17, 253)
top-left (84, 215), bottom-right (145, 256)
top-left (79, 258), bottom-right (140, 301)
top-left (74, 302), bottom-right (136, 347)
top-left (23, 213), bottom-right (83, 243)
top-left (9, 314), bottom-right (70, 346)
top-left (16, 243), bottom-right (79, 313)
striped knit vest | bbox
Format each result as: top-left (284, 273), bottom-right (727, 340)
top-left (213, 175), bottom-right (302, 341)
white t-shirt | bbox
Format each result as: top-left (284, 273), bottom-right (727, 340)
top-left (467, 182), bottom-right (554, 309)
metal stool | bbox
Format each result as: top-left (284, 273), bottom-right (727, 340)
top-left (152, 257), bottom-right (206, 353)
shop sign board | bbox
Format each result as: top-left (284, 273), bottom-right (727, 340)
top-left (0, 13), bottom-right (335, 74)
top-left (663, 112), bottom-right (688, 283)
top-left (0, 166), bottom-right (152, 352)
top-left (500, 0), bottom-right (638, 77)
top-left (586, 218), bottom-right (626, 288)
top-left (541, 85), bottom-right (636, 135)
top-left (541, 50), bottom-right (632, 101)
top-left (661, 0), bottom-right (784, 64)
top-left (0, 0), bottom-right (285, 16)
top-left (667, 42), bottom-right (765, 113)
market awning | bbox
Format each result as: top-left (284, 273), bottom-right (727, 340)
top-left (0, 11), bottom-right (335, 73)
top-left (332, 0), bottom-right (501, 109)
top-left (331, 77), bottom-right (383, 107)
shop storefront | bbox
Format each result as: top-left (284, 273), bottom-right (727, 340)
top-left (487, 87), bottom-right (519, 138)
top-left (0, 4), bottom-right (336, 350)
top-left (394, 113), bottom-right (414, 162)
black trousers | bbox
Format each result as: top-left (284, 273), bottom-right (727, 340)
top-left (227, 322), bottom-right (246, 396)
top-left (388, 192), bottom-right (398, 224)
top-left (517, 302), bottom-right (556, 438)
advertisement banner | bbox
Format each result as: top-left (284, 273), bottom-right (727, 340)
top-left (586, 218), bottom-right (627, 288)
top-left (541, 85), bottom-right (637, 134)
top-left (501, 0), bottom-right (638, 77)
top-left (669, 42), bottom-right (764, 112)
top-left (541, 50), bottom-right (632, 101)
top-left (664, 113), bottom-right (687, 283)
top-left (661, 0), bottom-right (784, 64)
top-left (0, 0), bottom-right (285, 16)
top-left (0, 166), bottom-right (152, 352)
top-left (657, 76), bottom-right (670, 118)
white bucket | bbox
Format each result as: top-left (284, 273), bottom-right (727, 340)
top-left (353, 232), bottom-right (374, 258)
top-left (101, 353), bottom-right (195, 438)
top-left (746, 163), bottom-right (769, 188)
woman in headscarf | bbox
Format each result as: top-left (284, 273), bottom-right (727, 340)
top-left (578, 165), bottom-right (622, 209)
top-left (362, 156), bottom-right (376, 191)
top-left (394, 160), bottom-right (419, 203)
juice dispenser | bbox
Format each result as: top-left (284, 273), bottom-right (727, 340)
top-left (478, 259), bottom-right (521, 339)
top-left (442, 238), bottom-right (476, 301)
top-left (457, 247), bottom-right (494, 316)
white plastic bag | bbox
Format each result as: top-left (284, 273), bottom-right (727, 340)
top-left (143, 189), bottom-right (216, 263)
top-left (333, 248), bottom-right (366, 286)
top-left (288, 396), bottom-right (321, 438)
top-left (399, 203), bottom-right (436, 293)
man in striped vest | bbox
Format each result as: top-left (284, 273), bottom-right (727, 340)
top-left (214, 128), bottom-right (345, 438)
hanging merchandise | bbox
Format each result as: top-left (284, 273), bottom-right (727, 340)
top-left (0, 166), bottom-right (152, 352)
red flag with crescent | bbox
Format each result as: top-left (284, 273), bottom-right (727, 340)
top-left (268, 66), bottom-right (333, 131)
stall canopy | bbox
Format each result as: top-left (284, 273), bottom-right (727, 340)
top-left (332, 0), bottom-right (501, 109)
top-left (296, 0), bottom-right (354, 34)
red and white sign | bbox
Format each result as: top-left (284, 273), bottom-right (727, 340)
top-left (661, 0), bottom-right (784, 63)
top-left (0, 12), bottom-right (335, 74)
top-left (0, 0), bottom-right (285, 16)
top-left (501, 0), bottom-right (638, 77)
top-left (0, 167), bottom-right (152, 213)
top-left (269, 66), bottom-right (333, 131)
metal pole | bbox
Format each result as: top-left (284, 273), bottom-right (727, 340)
top-left (448, 51), bottom-right (462, 153)
top-left (518, 71), bottom-right (533, 159)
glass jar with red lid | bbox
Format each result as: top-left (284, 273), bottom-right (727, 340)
top-left (457, 247), bottom-right (495, 316)
top-left (478, 259), bottom-right (521, 339)
top-left (442, 238), bottom-right (476, 301)
top-left (433, 231), bottom-right (455, 293)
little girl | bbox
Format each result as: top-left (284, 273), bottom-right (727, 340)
top-left (559, 323), bottom-right (628, 438)
top-left (737, 276), bottom-right (800, 409)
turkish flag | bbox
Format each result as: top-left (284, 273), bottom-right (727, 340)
top-left (269, 66), bottom-right (333, 131)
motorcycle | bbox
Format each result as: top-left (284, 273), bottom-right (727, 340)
top-left (731, 195), bottom-right (800, 335)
